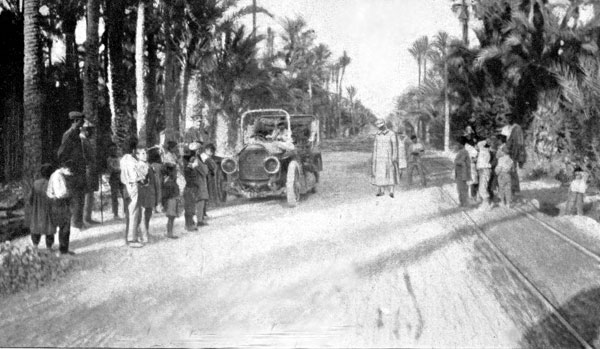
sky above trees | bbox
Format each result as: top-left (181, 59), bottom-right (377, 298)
top-left (242, 0), bottom-right (466, 117)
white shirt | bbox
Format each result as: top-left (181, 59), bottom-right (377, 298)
top-left (120, 154), bottom-right (148, 185)
top-left (570, 172), bottom-right (589, 194)
top-left (47, 168), bottom-right (71, 199)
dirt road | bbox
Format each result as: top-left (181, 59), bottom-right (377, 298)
top-left (1, 151), bottom-right (597, 347)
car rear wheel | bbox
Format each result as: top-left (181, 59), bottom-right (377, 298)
top-left (286, 160), bottom-right (301, 206)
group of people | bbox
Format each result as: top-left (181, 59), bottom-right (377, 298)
top-left (454, 114), bottom-right (527, 209)
top-left (105, 130), bottom-right (220, 248)
top-left (29, 110), bottom-right (222, 252)
top-left (371, 118), bottom-right (427, 197)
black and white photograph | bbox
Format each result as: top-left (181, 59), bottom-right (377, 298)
top-left (1, 0), bottom-right (600, 347)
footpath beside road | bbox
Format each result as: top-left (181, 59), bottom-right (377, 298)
top-left (1, 149), bottom-right (599, 347)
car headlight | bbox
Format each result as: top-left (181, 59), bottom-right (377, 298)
top-left (263, 156), bottom-right (280, 174)
top-left (221, 158), bottom-right (238, 174)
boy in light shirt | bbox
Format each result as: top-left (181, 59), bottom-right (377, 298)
top-left (476, 140), bottom-right (492, 209)
top-left (565, 166), bottom-right (589, 216)
top-left (495, 145), bottom-right (514, 208)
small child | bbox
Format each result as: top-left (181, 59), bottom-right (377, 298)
top-left (29, 164), bottom-right (55, 249)
top-left (465, 140), bottom-right (479, 201)
top-left (47, 161), bottom-right (75, 255)
top-left (162, 163), bottom-right (180, 239)
top-left (137, 148), bottom-right (159, 244)
top-left (565, 166), bottom-right (588, 215)
top-left (476, 140), bottom-right (492, 209)
top-left (495, 145), bottom-right (514, 208)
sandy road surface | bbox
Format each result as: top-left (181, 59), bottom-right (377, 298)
top-left (0, 151), bottom-right (590, 347)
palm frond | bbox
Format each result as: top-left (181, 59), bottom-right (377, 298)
top-left (474, 45), bottom-right (502, 70)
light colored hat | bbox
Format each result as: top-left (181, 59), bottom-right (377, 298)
top-left (375, 119), bottom-right (385, 127)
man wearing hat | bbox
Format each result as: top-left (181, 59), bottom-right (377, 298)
top-left (81, 119), bottom-right (100, 225)
top-left (371, 118), bottom-right (399, 197)
top-left (57, 111), bottom-right (88, 229)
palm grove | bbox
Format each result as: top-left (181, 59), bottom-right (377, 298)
top-left (395, 0), bottom-right (600, 182)
top-left (0, 0), bottom-right (376, 184)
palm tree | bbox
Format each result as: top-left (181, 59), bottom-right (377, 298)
top-left (135, 0), bottom-right (148, 146)
top-left (346, 85), bottom-right (357, 135)
top-left (432, 31), bottom-right (451, 151)
top-left (23, 0), bottom-right (43, 181)
top-left (106, 0), bottom-right (130, 153)
top-left (337, 51), bottom-right (351, 136)
top-left (408, 36), bottom-right (430, 87)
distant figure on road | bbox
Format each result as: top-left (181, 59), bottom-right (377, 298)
top-left (495, 145), bottom-right (514, 208)
top-left (396, 129), bottom-right (408, 181)
top-left (506, 113), bottom-right (526, 197)
top-left (454, 136), bottom-right (472, 207)
top-left (565, 166), bottom-right (588, 216)
top-left (476, 140), bottom-right (492, 209)
top-left (407, 135), bottom-right (426, 187)
top-left (56, 111), bottom-right (87, 230)
top-left (371, 119), bottom-right (398, 198)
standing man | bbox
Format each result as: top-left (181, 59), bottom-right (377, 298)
top-left (120, 137), bottom-right (148, 248)
top-left (506, 112), bottom-right (526, 199)
top-left (396, 128), bottom-right (409, 182)
top-left (407, 135), bottom-right (427, 187)
top-left (454, 136), bottom-right (472, 207)
top-left (371, 119), bottom-right (398, 198)
top-left (57, 111), bottom-right (87, 230)
top-left (81, 120), bottom-right (99, 225)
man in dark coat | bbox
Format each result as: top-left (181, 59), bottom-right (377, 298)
top-left (506, 113), bottom-right (526, 197)
top-left (57, 111), bottom-right (87, 229)
top-left (81, 120), bottom-right (99, 225)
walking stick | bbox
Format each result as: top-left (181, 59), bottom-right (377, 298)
top-left (99, 175), bottom-right (104, 224)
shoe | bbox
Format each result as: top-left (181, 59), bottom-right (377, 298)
top-left (60, 250), bottom-right (76, 256)
top-left (186, 226), bottom-right (198, 232)
top-left (376, 192), bottom-right (384, 197)
top-left (197, 221), bottom-right (208, 227)
top-left (389, 193), bottom-right (394, 198)
top-left (166, 235), bottom-right (179, 239)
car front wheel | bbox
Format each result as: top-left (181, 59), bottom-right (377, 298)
top-left (286, 160), bottom-right (301, 206)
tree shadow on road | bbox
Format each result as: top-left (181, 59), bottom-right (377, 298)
top-left (519, 287), bottom-right (600, 349)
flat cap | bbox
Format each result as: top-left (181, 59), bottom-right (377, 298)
top-left (188, 141), bottom-right (202, 152)
top-left (69, 111), bottom-right (85, 120)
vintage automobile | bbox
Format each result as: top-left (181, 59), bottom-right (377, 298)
top-left (220, 109), bottom-right (322, 206)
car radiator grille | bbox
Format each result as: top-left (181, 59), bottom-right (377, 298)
top-left (239, 147), bottom-right (270, 181)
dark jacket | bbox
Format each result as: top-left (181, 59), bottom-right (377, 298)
top-left (454, 148), bottom-right (472, 181)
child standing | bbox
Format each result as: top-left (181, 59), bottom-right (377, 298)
top-left (565, 166), bottom-right (588, 215)
top-left (465, 139), bottom-right (479, 201)
top-left (162, 163), bottom-right (180, 239)
top-left (137, 148), bottom-right (158, 244)
top-left (29, 164), bottom-right (55, 249)
top-left (454, 136), bottom-right (472, 207)
top-left (495, 145), bottom-right (514, 208)
top-left (47, 162), bottom-right (75, 255)
top-left (476, 140), bottom-right (492, 209)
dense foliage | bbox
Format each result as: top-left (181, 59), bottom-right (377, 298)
top-left (0, 0), bottom-right (376, 182)
top-left (394, 0), bottom-right (600, 183)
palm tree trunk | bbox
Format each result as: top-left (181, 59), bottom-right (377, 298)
top-left (135, 0), bottom-right (147, 147)
top-left (146, 28), bottom-right (158, 146)
top-left (83, 0), bottom-right (100, 195)
top-left (23, 0), bottom-right (43, 181)
top-left (179, 60), bottom-right (192, 136)
top-left (63, 12), bottom-right (79, 111)
top-left (338, 68), bottom-right (346, 137)
top-left (444, 62), bottom-right (450, 152)
top-left (106, 0), bottom-right (130, 153)
top-left (163, 30), bottom-right (179, 142)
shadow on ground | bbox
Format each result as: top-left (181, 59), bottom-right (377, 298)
top-left (520, 287), bottom-right (600, 349)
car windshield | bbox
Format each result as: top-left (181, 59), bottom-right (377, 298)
top-left (243, 115), bottom-right (290, 143)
